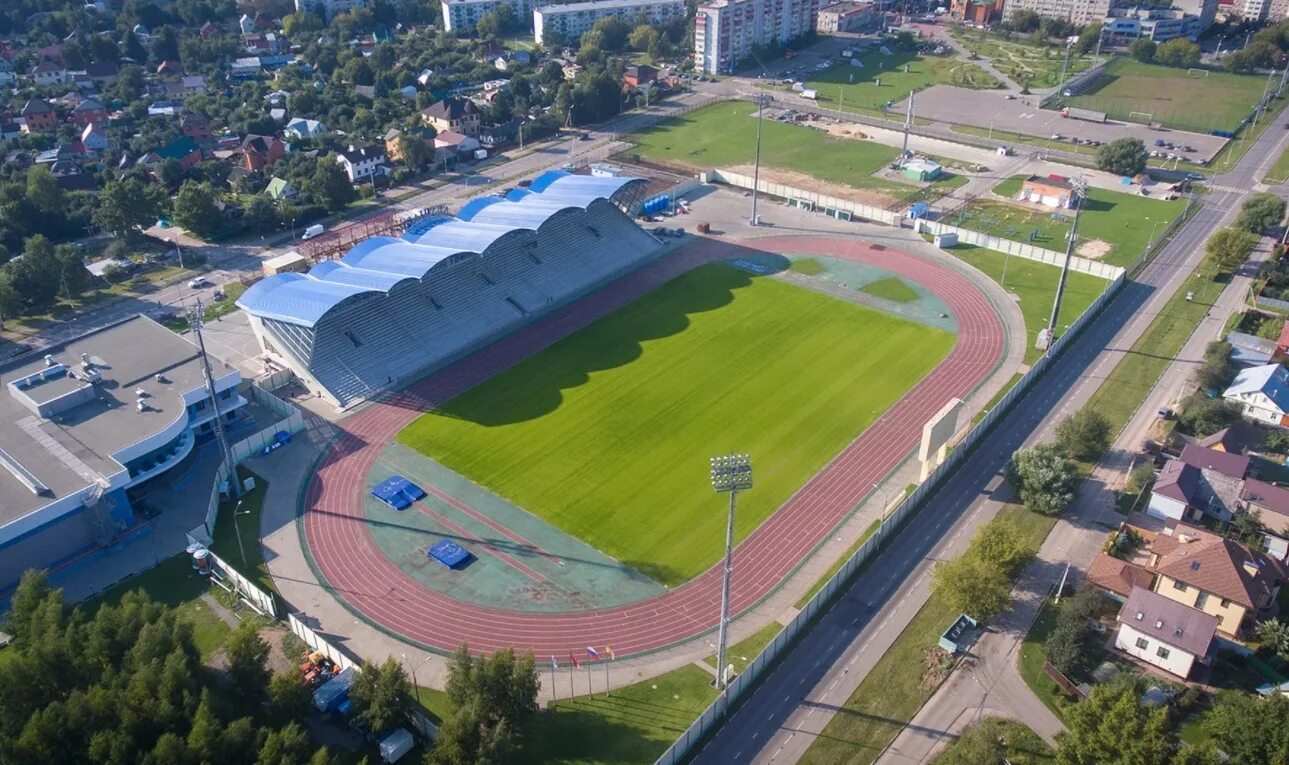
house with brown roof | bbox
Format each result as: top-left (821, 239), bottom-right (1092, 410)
top-left (623, 64), bottom-right (659, 88)
top-left (1146, 524), bottom-right (1284, 637)
top-left (1019, 175), bottom-right (1078, 209)
top-left (1114, 586), bottom-right (1218, 679)
top-left (68, 98), bottom-right (107, 128)
top-left (1147, 444), bottom-right (1250, 524)
top-left (1242, 478), bottom-right (1289, 561)
top-left (231, 134), bottom-right (286, 171)
top-left (181, 113), bottom-right (213, 142)
top-left (421, 97), bottom-right (481, 136)
top-left (20, 100), bottom-right (58, 133)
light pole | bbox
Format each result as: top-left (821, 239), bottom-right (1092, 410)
top-left (401, 652), bottom-right (434, 704)
top-left (873, 482), bottom-right (889, 538)
top-left (1143, 218), bottom-right (1160, 260)
top-left (1043, 178), bottom-right (1088, 352)
top-left (710, 453), bottom-right (752, 691)
top-left (748, 94), bottom-right (772, 226)
top-left (232, 497), bottom-right (248, 566)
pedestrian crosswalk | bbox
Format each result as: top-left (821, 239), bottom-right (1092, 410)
top-left (1207, 184), bottom-right (1243, 193)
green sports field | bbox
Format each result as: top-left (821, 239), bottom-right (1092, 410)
top-left (398, 264), bottom-right (955, 586)
top-left (1061, 58), bottom-right (1266, 133)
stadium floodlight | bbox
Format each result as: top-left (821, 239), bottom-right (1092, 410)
top-left (747, 93), bottom-right (773, 226)
top-left (1044, 177), bottom-right (1089, 352)
top-left (710, 454), bottom-right (752, 691)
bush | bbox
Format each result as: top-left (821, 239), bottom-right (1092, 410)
top-left (1177, 395), bottom-right (1243, 436)
top-left (1055, 409), bottom-right (1112, 461)
top-left (1006, 444), bottom-right (1080, 516)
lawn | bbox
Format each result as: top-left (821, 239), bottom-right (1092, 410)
top-left (704, 621), bottom-right (784, 675)
top-left (952, 177), bottom-right (1188, 268)
top-left (1017, 596), bottom-right (1072, 721)
top-left (523, 664), bottom-right (717, 764)
top-left (789, 50), bottom-right (998, 117)
top-left (209, 466), bottom-right (274, 596)
top-left (1083, 258), bottom-right (1224, 432)
top-left (629, 102), bottom-right (903, 193)
top-left (931, 717), bottom-right (1054, 764)
top-left (1061, 58), bottom-right (1268, 133)
top-left (398, 264), bottom-right (955, 586)
top-left (80, 554), bottom-right (235, 659)
top-left (861, 276), bottom-right (921, 303)
top-left (800, 504), bottom-right (1056, 765)
top-left (1267, 143), bottom-right (1289, 184)
top-left (1213, 95), bottom-right (1288, 173)
top-left (946, 26), bottom-right (1092, 89)
top-left (941, 243), bottom-right (1107, 364)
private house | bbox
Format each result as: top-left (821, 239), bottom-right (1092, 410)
top-left (49, 161), bottom-right (95, 191)
top-left (1227, 331), bottom-right (1277, 367)
top-left (1276, 321), bottom-right (1289, 358)
top-left (421, 97), bottom-right (481, 136)
top-left (1019, 175), bottom-right (1079, 209)
top-left (1114, 586), bottom-right (1218, 679)
top-left (31, 62), bottom-right (68, 86)
top-left (177, 75), bottom-right (208, 97)
top-left (1223, 363), bottom-right (1289, 428)
top-left (623, 64), bottom-right (658, 88)
top-left (264, 177), bottom-right (297, 200)
top-left (80, 123), bottom-right (109, 154)
top-left (336, 144), bottom-right (387, 182)
top-left (68, 98), bottom-right (108, 128)
top-left (231, 134), bottom-right (286, 171)
top-left (1241, 478), bottom-right (1289, 561)
top-left (1147, 444), bottom-right (1250, 523)
top-left (140, 135), bottom-right (203, 171)
top-left (181, 113), bottom-right (213, 143)
top-left (284, 118), bottom-right (327, 140)
top-left (384, 127), bottom-right (434, 162)
top-left (20, 100), bottom-right (58, 133)
top-left (433, 130), bottom-right (480, 164)
top-left (84, 61), bottom-right (119, 85)
top-left (479, 120), bottom-right (519, 148)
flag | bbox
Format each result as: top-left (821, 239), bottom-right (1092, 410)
top-left (586, 646), bottom-right (600, 660)
top-left (605, 646), bottom-right (615, 661)
top-left (569, 651), bottom-right (580, 669)
top-left (551, 655), bottom-right (558, 670)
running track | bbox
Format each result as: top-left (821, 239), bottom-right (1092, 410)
top-left (303, 236), bottom-right (1007, 658)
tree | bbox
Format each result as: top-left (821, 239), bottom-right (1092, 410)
top-left (628, 24), bottom-right (659, 53)
top-left (350, 657), bottom-right (412, 736)
top-left (1006, 445), bottom-right (1080, 516)
top-left (431, 644), bottom-right (540, 763)
top-left (1129, 38), bottom-right (1157, 63)
top-left (1202, 691), bottom-right (1289, 764)
top-left (1055, 409), bottom-right (1111, 461)
top-left (1055, 680), bottom-right (1175, 765)
top-left (1096, 137), bottom-right (1148, 177)
top-left (157, 158), bottom-right (186, 190)
top-left (124, 30), bottom-right (148, 63)
top-left (1205, 226), bottom-right (1258, 272)
top-left (1154, 38), bottom-right (1201, 68)
top-left (1177, 396), bottom-right (1242, 436)
top-left (256, 722), bottom-right (312, 765)
top-left (931, 555), bottom-right (1011, 621)
top-left (1196, 340), bottom-right (1236, 393)
top-left (306, 159), bottom-right (357, 212)
top-left (399, 133), bottom-right (432, 172)
top-left (172, 182), bottom-right (221, 239)
top-left (94, 177), bottom-right (165, 238)
top-left (0, 271), bottom-right (20, 328)
top-left (1044, 607), bottom-right (1093, 675)
top-left (968, 517), bottom-right (1032, 574)
top-left (224, 621), bottom-right (271, 702)
top-left (26, 166), bottom-right (65, 218)
top-left (1075, 23), bottom-right (1103, 55)
top-left (1237, 192), bottom-right (1287, 233)
top-left (268, 671), bottom-right (311, 726)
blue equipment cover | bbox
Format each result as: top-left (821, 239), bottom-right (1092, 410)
top-left (313, 667), bottom-right (357, 713)
top-left (428, 539), bottom-right (470, 568)
top-left (370, 475), bottom-right (427, 510)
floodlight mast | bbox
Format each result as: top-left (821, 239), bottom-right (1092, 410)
top-left (748, 94), bottom-right (772, 226)
top-left (1044, 178), bottom-right (1088, 351)
top-left (710, 454), bottom-right (752, 691)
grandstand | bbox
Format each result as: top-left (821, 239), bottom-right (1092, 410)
top-left (238, 171), bottom-right (661, 407)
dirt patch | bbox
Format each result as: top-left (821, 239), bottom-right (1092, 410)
top-left (1076, 239), bottom-right (1112, 261)
top-left (725, 163), bottom-right (901, 209)
top-left (815, 120), bottom-right (872, 142)
top-left (261, 625), bottom-right (294, 674)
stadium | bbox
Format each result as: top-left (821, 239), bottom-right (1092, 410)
top-left (240, 171), bottom-right (1009, 659)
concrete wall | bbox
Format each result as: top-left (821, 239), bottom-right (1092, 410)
top-left (918, 220), bottom-right (1125, 281)
top-left (0, 505), bottom-right (96, 590)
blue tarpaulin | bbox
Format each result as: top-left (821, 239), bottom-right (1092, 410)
top-left (428, 539), bottom-right (470, 568)
top-left (370, 475), bottom-right (427, 510)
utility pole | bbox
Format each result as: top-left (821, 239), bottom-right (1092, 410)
top-left (1043, 178), bottom-right (1088, 352)
top-left (748, 93), bottom-right (771, 226)
top-left (192, 300), bottom-right (241, 500)
top-left (900, 90), bottom-right (914, 166)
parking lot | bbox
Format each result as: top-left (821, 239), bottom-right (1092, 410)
top-left (901, 85), bottom-right (1228, 164)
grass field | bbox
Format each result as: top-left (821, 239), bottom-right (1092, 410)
top-left (946, 26), bottom-right (1092, 89)
top-left (861, 277), bottom-right (921, 303)
top-left (1266, 141), bottom-right (1289, 184)
top-left (398, 264), bottom-right (954, 586)
top-left (932, 718), bottom-right (1054, 764)
top-left (800, 504), bottom-right (1056, 765)
top-left (209, 466), bottom-right (274, 596)
top-left (704, 621), bottom-right (783, 675)
top-left (951, 177), bottom-right (1188, 268)
top-left (790, 50), bottom-right (998, 116)
top-left (942, 243), bottom-right (1107, 364)
top-left (1061, 58), bottom-right (1267, 133)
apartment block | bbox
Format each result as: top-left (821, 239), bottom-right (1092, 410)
top-left (534, 0), bottom-right (688, 44)
top-left (442, 0), bottom-right (536, 33)
top-left (1003, 0), bottom-right (1113, 26)
top-left (695, 0), bottom-right (823, 74)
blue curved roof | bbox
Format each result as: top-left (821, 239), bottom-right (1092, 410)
top-left (241, 172), bottom-right (644, 328)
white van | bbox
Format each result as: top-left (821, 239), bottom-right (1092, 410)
top-left (301, 224), bottom-right (325, 240)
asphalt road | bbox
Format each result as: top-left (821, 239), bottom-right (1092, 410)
top-left (690, 85), bottom-right (1288, 765)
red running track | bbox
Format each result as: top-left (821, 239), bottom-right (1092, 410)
top-left (303, 236), bottom-right (1007, 658)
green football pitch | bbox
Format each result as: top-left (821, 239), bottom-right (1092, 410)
top-left (1062, 58), bottom-right (1266, 133)
top-left (397, 264), bottom-right (955, 587)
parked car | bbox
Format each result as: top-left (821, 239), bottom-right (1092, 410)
top-left (187, 277), bottom-right (209, 289)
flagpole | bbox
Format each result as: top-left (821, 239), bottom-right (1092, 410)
top-left (568, 665), bottom-right (573, 698)
top-left (586, 664), bottom-right (593, 697)
top-left (549, 657), bottom-right (558, 704)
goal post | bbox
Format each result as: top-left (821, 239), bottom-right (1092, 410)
top-left (1128, 110), bottom-right (1155, 125)
top-left (1187, 67), bottom-right (1210, 78)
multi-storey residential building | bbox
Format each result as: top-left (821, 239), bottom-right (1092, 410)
top-left (1102, 5), bottom-right (1205, 41)
top-left (442, 0), bottom-right (536, 33)
top-left (695, 0), bottom-right (823, 74)
top-left (1172, 0), bottom-right (1220, 28)
top-left (534, 0), bottom-right (688, 44)
top-left (949, 0), bottom-right (1004, 23)
top-left (295, 0), bottom-right (371, 19)
top-left (1269, 0), bottom-right (1289, 21)
top-left (815, 0), bottom-right (880, 31)
top-left (1003, 0), bottom-right (1112, 27)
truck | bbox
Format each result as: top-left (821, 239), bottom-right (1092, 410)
top-left (800, 89), bottom-right (818, 100)
top-left (301, 223), bottom-right (325, 240)
top-left (1059, 106), bottom-right (1107, 123)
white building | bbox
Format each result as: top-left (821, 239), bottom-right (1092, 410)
top-left (534, 0), bottom-right (688, 44)
top-left (695, 0), bottom-right (823, 74)
top-left (336, 144), bottom-right (387, 182)
top-left (1003, 0), bottom-right (1113, 27)
top-left (1101, 6), bottom-right (1204, 42)
top-left (295, 0), bottom-right (371, 19)
top-left (442, 0), bottom-right (536, 33)
top-left (285, 117), bottom-right (328, 140)
top-left (1115, 587), bottom-right (1217, 679)
top-left (1223, 363), bottom-right (1289, 429)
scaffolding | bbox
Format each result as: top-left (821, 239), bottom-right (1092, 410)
top-left (295, 207), bottom-right (444, 263)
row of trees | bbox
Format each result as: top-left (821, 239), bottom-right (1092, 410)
top-left (1203, 190), bottom-right (1282, 274)
top-left (1128, 38), bottom-right (1202, 69)
top-left (931, 515), bottom-right (1035, 622)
